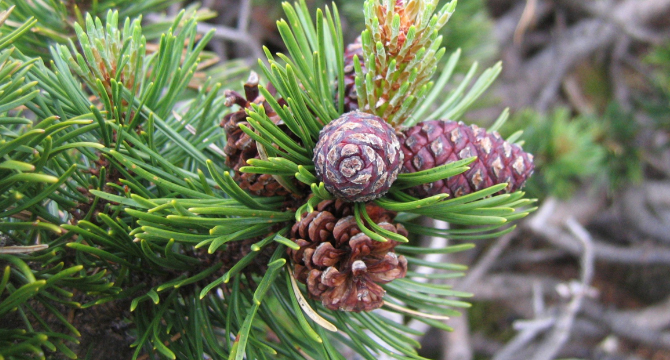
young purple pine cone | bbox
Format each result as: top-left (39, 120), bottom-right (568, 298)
top-left (314, 111), bottom-right (402, 202)
top-left (399, 120), bottom-right (534, 198)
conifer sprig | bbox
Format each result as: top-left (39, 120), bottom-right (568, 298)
top-left (1, 21), bottom-right (122, 358)
top-left (355, 0), bottom-right (456, 126)
top-left (0, 0), bottom-right (177, 57)
top-left (60, 11), bottom-right (145, 98)
top-left (239, 0), bottom-right (534, 252)
top-left (1, 1), bottom-right (537, 359)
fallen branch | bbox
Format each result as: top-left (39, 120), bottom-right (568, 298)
top-left (467, 274), bottom-right (561, 301)
top-left (529, 198), bottom-right (670, 265)
top-left (530, 217), bottom-right (595, 360)
top-left (497, 0), bottom-right (670, 110)
top-left (581, 299), bottom-right (670, 349)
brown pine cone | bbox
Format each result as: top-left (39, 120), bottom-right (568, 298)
top-left (339, 36), bottom-right (364, 112)
top-left (289, 201), bottom-right (407, 312)
top-left (313, 111), bottom-right (402, 202)
top-left (399, 120), bottom-right (535, 198)
top-left (221, 72), bottom-right (290, 197)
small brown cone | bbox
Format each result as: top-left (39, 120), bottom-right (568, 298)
top-left (289, 200), bottom-right (407, 312)
top-left (221, 72), bottom-right (290, 197)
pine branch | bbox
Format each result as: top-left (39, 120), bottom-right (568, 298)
top-left (356, 0), bottom-right (456, 126)
top-left (0, 1), bottom-right (539, 359)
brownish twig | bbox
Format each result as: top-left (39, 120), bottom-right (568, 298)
top-left (513, 0), bottom-right (538, 45)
